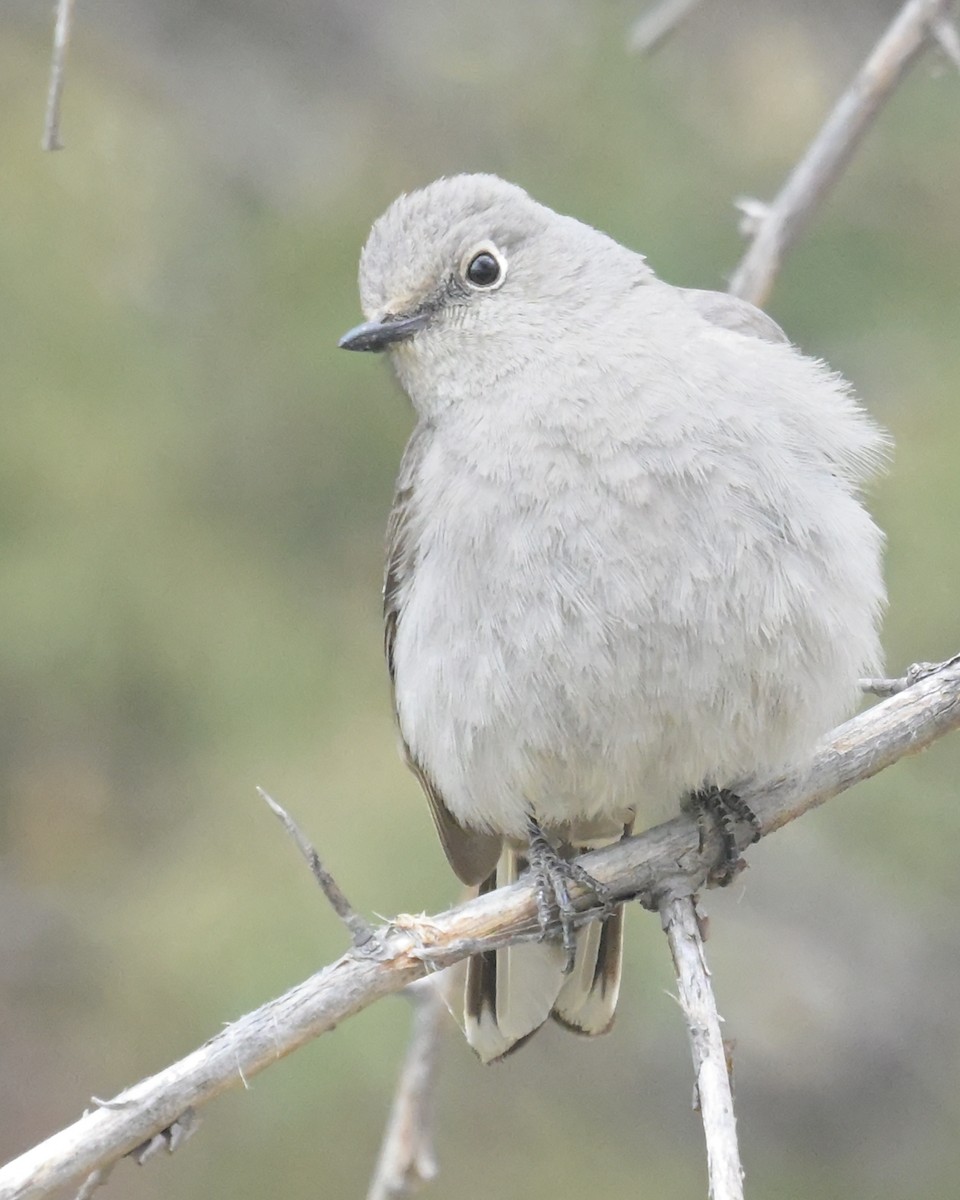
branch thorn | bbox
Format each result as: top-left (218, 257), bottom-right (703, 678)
top-left (258, 787), bottom-right (381, 953)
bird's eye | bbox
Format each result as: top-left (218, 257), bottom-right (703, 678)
top-left (466, 253), bottom-right (500, 286)
top-left (463, 247), bottom-right (505, 289)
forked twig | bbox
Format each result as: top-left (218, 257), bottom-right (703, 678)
top-left (728, 0), bottom-right (959, 306)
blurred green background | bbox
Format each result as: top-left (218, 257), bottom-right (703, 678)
top-left (2, 2), bottom-right (959, 1197)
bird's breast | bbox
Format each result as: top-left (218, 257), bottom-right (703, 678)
top-left (389, 401), bottom-right (881, 839)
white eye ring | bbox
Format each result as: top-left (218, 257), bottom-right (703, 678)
top-left (460, 242), bottom-right (507, 291)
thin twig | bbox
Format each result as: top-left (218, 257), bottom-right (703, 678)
top-left (258, 788), bottom-right (379, 950)
top-left (42, 0), bottom-right (77, 151)
top-left (861, 652), bottom-right (960, 697)
top-left (728, 0), bottom-right (956, 306)
top-left (1, 655), bottom-right (958, 1200)
top-left (660, 892), bottom-right (743, 1200)
top-left (367, 979), bottom-right (447, 1200)
top-left (627, 0), bottom-right (705, 55)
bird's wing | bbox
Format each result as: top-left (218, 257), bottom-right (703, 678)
top-left (678, 287), bottom-right (789, 345)
top-left (384, 424), bottom-right (502, 887)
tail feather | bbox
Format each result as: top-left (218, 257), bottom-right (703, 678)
top-left (463, 844), bottom-right (624, 1063)
top-left (464, 848), bottom-right (567, 1063)
top-left (552, 902), bottom-right (623, 1035)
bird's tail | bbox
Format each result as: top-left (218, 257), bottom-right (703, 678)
top-left (463, 844), bottom-right (624, 1064)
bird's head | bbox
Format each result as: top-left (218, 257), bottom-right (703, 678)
top-left (339, 174), bottom-right (651, 413)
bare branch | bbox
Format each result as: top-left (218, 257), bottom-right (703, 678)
top-left (660, 893), bottom-right (743, 1200)
top-left (259, 788), bottom-right (379, 950)
top-left (2, 654), bottom-right (958, 1200)
top-left (42, 0), bottom-right (77, 152)
top-left (367, 979), bottom-right (447, 1200)
top-left (728, 0), bottom-right (956, 306)
top-left (627, 0), bottom-right (705, 55)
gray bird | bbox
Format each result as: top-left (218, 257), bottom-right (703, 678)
top-left (339, 175), bottom-right (888, 1063)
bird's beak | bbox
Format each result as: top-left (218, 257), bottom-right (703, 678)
top-left (338, 310), bottom-right (430, 353)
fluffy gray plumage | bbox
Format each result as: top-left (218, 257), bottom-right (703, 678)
top-left (343, 174), bottom-right (889, 1061)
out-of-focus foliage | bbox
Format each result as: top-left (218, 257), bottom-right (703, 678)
top-left (1, 4), bottom-right (959, 1198)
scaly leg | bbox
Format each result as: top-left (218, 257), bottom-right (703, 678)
top-left (524, 816), bottom-right (614, 973)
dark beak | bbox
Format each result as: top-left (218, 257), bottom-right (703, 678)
top-left (338, 311), bottom-right (430, 353)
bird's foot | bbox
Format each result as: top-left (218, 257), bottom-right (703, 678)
top-left (690, 786), bottom-right (761, 886)
top-left (525, 817), bottom-right (613, 973)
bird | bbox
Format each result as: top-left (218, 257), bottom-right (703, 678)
top-left (338, 174), bottom-right (888, 1063)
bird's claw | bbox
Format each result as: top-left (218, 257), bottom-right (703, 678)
top-left (525, 818), bottom-right (613, 973)
top-left (690, 786), bottom-right (761, 885)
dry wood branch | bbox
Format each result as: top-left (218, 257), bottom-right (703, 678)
top-left (728, 0), bottom-right (956, 306)
top-left (367, 979), bottom-right (447, 1200)
top-left (1, 655), bottom-right (958, 1200)
top-left (660, 894), bottom-right (742, 1200)
top-left (42, 0), bottom-right (77, 151)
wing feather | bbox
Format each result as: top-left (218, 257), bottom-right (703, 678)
top-left (679, 287), bottom-right (789, 345)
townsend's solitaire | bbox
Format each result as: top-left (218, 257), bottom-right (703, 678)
top-left (339, 175), bottom-right (888, 1062)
